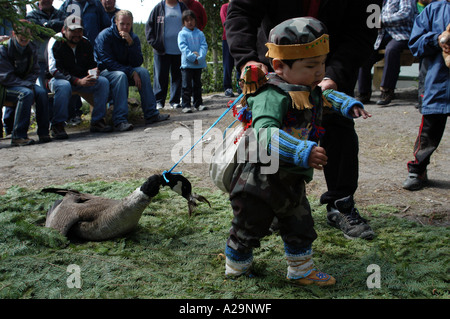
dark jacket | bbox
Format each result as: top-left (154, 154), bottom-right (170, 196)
top-left (59, 0), bottom-right (110, 44)
top-left (225, 0), bottom-right (382, 95)
top-left (0, 38), bottom-right (40, 88)
top-left (26, 6), bottom-right (66, 33)
top-left (47, 32), bottom-right (97, 85)
top-left (145, 0), bottom-right (187, 55)
top-left (26, 6), bottom-right (66, 62)
top-left (95, 16), bottom-right (143, 77)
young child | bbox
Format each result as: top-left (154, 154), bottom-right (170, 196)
top-left (224, 17), bottom-right (371, 286)
top-left (177, 10), bottom-right (208, 113)
top-left (402, 0), bottom-right (450, 191)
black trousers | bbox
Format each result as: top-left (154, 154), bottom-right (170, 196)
top-left (319, 112), bottom-right (359, 205)
top-left (407, 114), bottom-right (449, 174)
top-left (181, 68), bottom-right (203, 108)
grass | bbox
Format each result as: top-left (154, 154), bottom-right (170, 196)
top-left (0, 177), bottom-right (448, 300)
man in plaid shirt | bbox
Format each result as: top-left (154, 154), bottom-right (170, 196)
top-left (357, 0), bottom-right (415, 106)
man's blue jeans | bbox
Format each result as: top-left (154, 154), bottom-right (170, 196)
top-left (100, 67), bottom-right (158, 125)
top-left (5, 84), bottom-right (50, 139)
top-left (49, 76), bottom-right (109, 125)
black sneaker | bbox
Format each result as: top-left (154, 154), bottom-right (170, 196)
top-left (327, 196), bottom-right (375, 240)
top-left (145, 113), bottom-right (170, 125)
top-left (39, 135), bottom-right (52, 143)
top-left (51, 123), bottom-right (69, 139)
top-left (114, 122), bottom-right (134, 132)
top-left (357, 93), bottom-right (371, 104)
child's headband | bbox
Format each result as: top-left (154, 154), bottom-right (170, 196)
top-left (265, 34), bottom-right (330, 60)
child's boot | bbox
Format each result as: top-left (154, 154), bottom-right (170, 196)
top-left (224, 245), bottom-right (253, 278)
top-left (285, 245), bottom-right (336, 287)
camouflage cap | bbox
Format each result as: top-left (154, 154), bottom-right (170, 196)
top-left (265, 17), bottom-right (329, 60)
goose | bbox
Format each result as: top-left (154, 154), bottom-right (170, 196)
top-left (42, 173), bottom-right (210, 241)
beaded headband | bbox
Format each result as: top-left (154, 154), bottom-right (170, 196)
top-left (265, 34), bottom-right (329, 59)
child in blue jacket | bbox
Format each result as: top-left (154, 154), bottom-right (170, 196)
top-left (177, 10), bottom-right (208, 113)
top-left (403, 0), bottom-right (450, 190)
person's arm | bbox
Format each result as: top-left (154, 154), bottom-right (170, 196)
top-left (381, 0), bottom-right (413, 26)
top-left (408, 6), bottom-right (441, 58)
top-left (224, 0), bottom-right (269, 72)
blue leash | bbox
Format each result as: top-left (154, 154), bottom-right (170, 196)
top-left (162, 93), bottom-right (244, 183)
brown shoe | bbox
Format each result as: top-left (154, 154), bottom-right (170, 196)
top-left (90, 119), bottom-right (113, 133)
top-left (51, 122), bottom-right (69, 139)
top-left (11, 138), bottom-right (35, 146)
top-left (376, 88), bottom-right (395, 106)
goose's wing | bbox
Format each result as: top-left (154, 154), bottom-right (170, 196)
top-left (43, 189), bottom-right (116, 236)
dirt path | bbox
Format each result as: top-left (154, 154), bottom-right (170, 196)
top-left (1, 89), bottom-right (449, 226)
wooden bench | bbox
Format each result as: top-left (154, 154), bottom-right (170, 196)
top-left (372, 49), bottom-right (420, 89)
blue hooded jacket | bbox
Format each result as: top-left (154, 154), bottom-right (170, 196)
top-left (408, 1), bottom-right (450, 115)
top-left (177, 26), bottom-right (208, 69)
top-left (94, 16), bottom-right (144, 78)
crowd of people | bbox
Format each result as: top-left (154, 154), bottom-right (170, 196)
top-left (0, 0), bottom-right (448, 286)
top-left (0, 0), bottom-right (211, 145)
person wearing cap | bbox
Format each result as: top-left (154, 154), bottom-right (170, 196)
top-left (0, 20), bottom-right (51, 146)
top-left (95, 10), bottom-right (169, 131)
top-left (223, 17), bottom-right (372, 286)
top-left (225, 0), bottom-right (380, 241)
top-left (47, 15), bottom-right (112, 138)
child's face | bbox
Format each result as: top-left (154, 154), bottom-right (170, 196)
top-left (183, 16), bottom-right (196, 31)
top-left (274, 54), bottom-right (327, 90)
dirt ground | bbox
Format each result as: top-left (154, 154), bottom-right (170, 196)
top-left (1, 88), bottom-right (449, 226)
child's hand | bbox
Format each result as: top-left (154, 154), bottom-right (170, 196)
top-left (308, 146), bottom-right (327, 170)
top-left (350, 106), bottom-right (372, 119)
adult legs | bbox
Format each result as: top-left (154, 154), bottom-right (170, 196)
top-left (222, 39), bottom-right (234, 92)
top-left (48, 78), bottom-right (72, 125)
top-left (74, 76), bottom-right (109, 124)
top-left (5, 86), bottom-right (33, 141)
top-left (380, 38), bottom-right (408, 90)
top-left (168, 54), bottom-right (182, 106)
top-left (320, 112), bottom-right (374, 239)
top-left (153, 53), bottom-right (170, 106)
top-left (32, 84), bottom-right (50, 138)
top-left (100, 70), bottom-right (130, 125)
top-left (133, 66), bottom-right (159, 119)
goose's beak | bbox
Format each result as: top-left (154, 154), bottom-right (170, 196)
top-left (187, 193), bottom-right (211, 216)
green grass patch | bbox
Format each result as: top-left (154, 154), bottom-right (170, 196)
top-left (0, 179), bottom-right (448, 299)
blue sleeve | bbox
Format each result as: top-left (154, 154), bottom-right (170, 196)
top-left (408, 7), bottom-right (441, 58)
top-left (322, 89), bottom-right (363, 118)
top-left (269, 129), bottom-right (317, 168)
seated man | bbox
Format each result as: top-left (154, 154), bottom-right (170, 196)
top-left (0, 20), bottom-right (50, 146)
top-left (47, 15), bottom-right (112, 138)
top-left (95, 10), bottom-right (169, 132)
